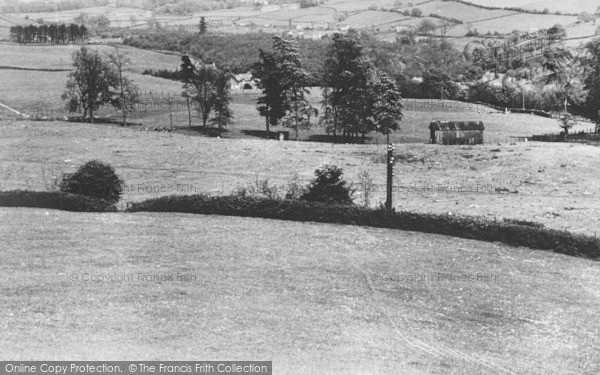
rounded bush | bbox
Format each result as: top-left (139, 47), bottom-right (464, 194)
top-left (60, 160), bottom-right (124, 204)
top-left (301, 165), bottom-right (354, 205)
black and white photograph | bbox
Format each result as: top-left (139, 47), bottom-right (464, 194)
top-left (1, 0), bottom-right (599, 373)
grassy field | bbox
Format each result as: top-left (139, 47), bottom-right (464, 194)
top-left (0, 43), bottom-right (182, 73)
top-left (463, 0), bottom-right (599, 14)
top-left (0, 42), bottom-right (593, 141)
top-left (1, 120), bottom-right (599, 235)
top-left (0, 207), bottom-right (599, 374)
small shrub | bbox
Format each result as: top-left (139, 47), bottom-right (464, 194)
top-left (301, 165), bottom-right (354, 205)
top-left (235, 174), bottom-right (281, 200)
top-left (284, 174), bottom-right (307, 200)
top-left (60, 160), bottom-right (124, 204)
top-left (356, 170), bottom-right (375, 207)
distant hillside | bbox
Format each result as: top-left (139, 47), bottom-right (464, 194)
top-left (2, 0), bottom-right (598, 47)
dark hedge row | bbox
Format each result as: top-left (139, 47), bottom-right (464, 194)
top-left (0, 190), bottom-right (116, 212)
top-left (127, 195), bottom-right (600, 260)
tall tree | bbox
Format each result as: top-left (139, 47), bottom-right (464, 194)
top-left (275, 36), bottom-right (316, 140)
top-left (371, 72), bottom-right (403, 143)
top-left (199, 17), bottom-right (207, 35)
top-left (252, 48), bottom-right (286, 132)
top-left (62, 46), bottom-right (119, 122)
top-left (211, 69), bottom-right (233, 136)
top-left (180, 55), bottom-right (194, 127)
top-left (252, 35), bottom-right (315, 135)
top-left (322, 31), bottom-right (375, 140)
top-left (106, 47), bottom-right (139, 126)
top-left (582, 38), bottom-right (600, 130)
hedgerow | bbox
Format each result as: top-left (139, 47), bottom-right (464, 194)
top-left (0, 190), bottom-right (116, 212)
top-left (126, 195), bottom-right (600, 260)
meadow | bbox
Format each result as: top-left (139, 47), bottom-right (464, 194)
top-left (463, 0), bottom-right (599, 14)
top-left (1, 118), bottom-right (599, 234)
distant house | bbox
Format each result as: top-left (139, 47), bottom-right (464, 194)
top-left (429, 121), bottom-right (484, 145)
top-left (313, 22), bottom-right (329, 30)
top-left (296, 22), bottom-right (313, 30)
top-left (230, 73), bottom-right (258, 90)
top-left (394, 25), bottom-right (411, 33)
top-left (338, 25), bottom-right (351, 31)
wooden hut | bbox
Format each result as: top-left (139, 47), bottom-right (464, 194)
top-left (429, 121), bottom-right (484, 145)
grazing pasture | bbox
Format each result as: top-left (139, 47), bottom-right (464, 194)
top-left (1, 120), bottom-right (599, 234)
top-left (469, 13), bottom-right (578, 34)
top-left (463, 0), bottom-right (599, 14)
top-left (0, 43), bottom-right (182, 73)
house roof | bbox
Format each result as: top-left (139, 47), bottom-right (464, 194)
top-left (429, 121), bottom-right (484, 131)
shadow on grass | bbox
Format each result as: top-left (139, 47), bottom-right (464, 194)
top-left (306, 134), bottom-right (372, 144)
top-left (186, 126), bottom-right (230, 137)
top-left (242, 130), bottom-right (290, 140)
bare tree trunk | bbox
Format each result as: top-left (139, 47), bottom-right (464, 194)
top-left (186, 97), bottom-right (192, 127)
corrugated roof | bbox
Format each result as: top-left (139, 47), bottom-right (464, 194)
top-left (429, 121), bottom-right (484, 131)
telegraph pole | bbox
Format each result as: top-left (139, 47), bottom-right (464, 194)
top-left (385, 143), bottom-right (394, 211)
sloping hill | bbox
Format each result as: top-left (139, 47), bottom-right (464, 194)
top-left (0, 208), bottom-right (598, 373)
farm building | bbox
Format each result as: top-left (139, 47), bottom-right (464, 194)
top-left (429, 121), bottom-right (484, 145)
top-left (230, 73), bottom-right (259, 90)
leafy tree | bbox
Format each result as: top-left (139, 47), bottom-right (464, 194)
top-left (301, 165), bottom-right (354, 205)
top-left (421, 69), bottom-right (456, 99)
top-left (62, 46), bottom-right (120, 122)
top-left (547, 24), bottom-right (566, 41)
top-left (581, 38), bottom-right (600, 128)
top-left (411, 8), bottom-right (423, 17)
top-left (106, 47), bottom-right (139, 126)
top-left (371, 72), bottom-right (403, 143)
top-left (538, 49), bottom-right (586, 112)
top-left (90, 14), bottom-right (110, 31)
top-left (416, 19), bottom-right (436, 37)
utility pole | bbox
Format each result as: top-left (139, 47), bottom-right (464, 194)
top-left (385, 143), bottom-right (394, 211)
top-left (168, 96), bottom-right (173, 129)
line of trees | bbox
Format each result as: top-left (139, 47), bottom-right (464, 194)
top-left (9, 24), bottom-right (88, 44)
top-left (252, 33), bottom-right (403, 141)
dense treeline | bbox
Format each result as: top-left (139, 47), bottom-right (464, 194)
top-left (124, 31), bottom-right (329, 78)
top-left (0, 0), bottom-right (108, 13)
top-left (9, 23), bottom-right (88, 44)
top-left (123, 28), bottom-right (600, 124)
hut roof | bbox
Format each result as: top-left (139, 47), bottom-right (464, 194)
top-left (429, 121), bottom-right (484, 131)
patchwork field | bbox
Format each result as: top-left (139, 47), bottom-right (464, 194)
top-left (1, 207), bottom-right (599, 374)
top-left (2, 0), bottom-right (597, 44)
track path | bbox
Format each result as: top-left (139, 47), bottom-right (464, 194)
top-left (0, 102), bottom-right (27, 117)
